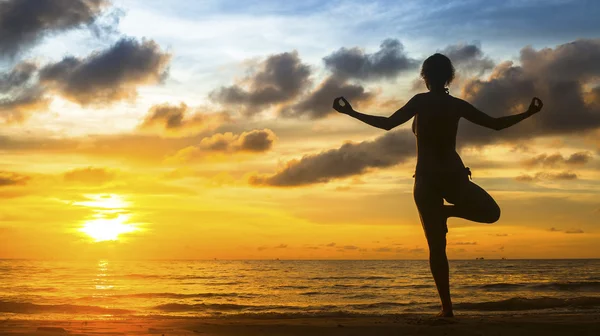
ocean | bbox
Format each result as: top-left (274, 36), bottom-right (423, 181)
top-left (1, 259), bottom-right (600, 320)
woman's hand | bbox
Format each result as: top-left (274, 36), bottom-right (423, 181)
top-left (527, 97), bottom-right (543, 115)
top-left (333, 96), bottom-right (354, 115)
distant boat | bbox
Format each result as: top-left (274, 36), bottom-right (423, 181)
top-left (475, 257), bottom-right (485, 260)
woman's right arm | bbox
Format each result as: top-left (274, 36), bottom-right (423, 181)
top-left (333, 95), bottom-right (420, 131)
top-left (461, 98), bottom-right (543, 131)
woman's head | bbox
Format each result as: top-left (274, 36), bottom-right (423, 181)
top-left (420, 53), bottom-right (455, 91)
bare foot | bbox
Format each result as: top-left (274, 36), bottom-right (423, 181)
top-left (436, 310), bottom-right (454, 318)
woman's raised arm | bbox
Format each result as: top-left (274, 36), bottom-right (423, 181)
top-left (333, 95), bottom-right (421, 131)
top-left (461, 97), bottom-right (543, 131)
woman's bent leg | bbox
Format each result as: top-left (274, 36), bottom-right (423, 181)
top-left (445, 180), bottom-right (500, 224)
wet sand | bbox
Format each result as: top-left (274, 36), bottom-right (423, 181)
top-left (1, 313), bottom-right (600, 336)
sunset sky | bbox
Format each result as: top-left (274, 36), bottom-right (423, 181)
top-left (1, 0), bottom-right (599, 260)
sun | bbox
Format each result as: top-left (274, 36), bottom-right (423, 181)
top-left (75, 194), bottom-right (140, 242)
top-left (80, 214), bottom-right (138, 242)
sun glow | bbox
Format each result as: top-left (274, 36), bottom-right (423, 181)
top-left (76, 194), bottom-right (140, 242)
top-left (80, 214), bottom-right (138, 242)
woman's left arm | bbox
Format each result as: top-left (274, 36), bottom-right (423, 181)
top-left (333, 95), bottom-right (420, 131)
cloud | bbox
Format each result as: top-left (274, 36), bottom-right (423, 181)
top-left (283, 38), bottom-right (418, 119)
top-left (452, 241), bottom-right (478, 245)
top-left (0, 62), bottom-right (49, 124)
top-left (249, 130), bottom-right (414, 187)
top-left (372, 247), bottom-right (393, 253)
top-left (440, 42), bottom-right (495, 75)
top-left (282, 76), bottom-right (375, 119)
top-left (565, 229), bottom-right (584, 234)
top-left (138, 103), bottom-right (229, 136)
top-left (257, 243), bottom-right (288, 251)
top-left (0, 88), bottom-right (49, 124)
top-left (548, 227), bottom-right (585, 234)
top-left (39, 38), bottom-right (171, 105)
top-left (210, 51), bottom-right (311, 115)
top-left (325, 242), bottom-right (336, 247)
top-left (323, 38), bottom-right (418, 81)
top-left (341, 245), bottom-right (359, 250)
top-left (515, 171), bottom-right (578, 182)
top-left (521, 152), bottom-right (593, 168)
top-left (0, 0), bottom-right (110, 57)
top-left (63, 167), bottom-right (116, 185)
top-left (167, 129), bottom-right (276, 163)
top-left (0, 172), bottom-right (30, 187)
top-left (199, 129), bottom-right (276, 152)
top-left (459, 39), bottom-right (600, 146)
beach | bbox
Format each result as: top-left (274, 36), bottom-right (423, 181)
top-left (2, 313), bottom-right (600, 335)
top-left (2, 259), bottom-right (600, 335)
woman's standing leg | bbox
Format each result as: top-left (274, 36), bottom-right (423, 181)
top-left (414, 178), bottom-right (454, 317)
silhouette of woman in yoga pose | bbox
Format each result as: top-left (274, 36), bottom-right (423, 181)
top-left (333, 53), bottom-right (543, 317)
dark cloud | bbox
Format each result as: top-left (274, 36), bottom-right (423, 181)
top-left (440, 42), bottom-right (495, 75)
top-left (522, 151), bottom-right (593, 168)
top-left (249, 130), bottom-right (414, 187)
top-left (39, 38), bottom-right (171, 105)
top-left (323, 39), bottom-right (418, 81)
top-left (0, 171), bottom-right (30, 187)
top-left (282, 76), bottom-right (374, 119)
top-left (141, 103), bottom-right (188, 129)
top-left (0, 0), bottom-right (110, 57)
top-left (63, 167), bottom-right (116, 185)
top-left (565, 229), bottom-right (584, 234)
top-left (515, 171), bottom-right (578, 182)
top-left (549, 227), bottom-right (585, 234)
top-left (210, 51), bottom-right (311, 115)
top-left (168, 129), bottom-right (277, 163)
top-left (236, 129), bottom-right (276, 152)
top-left (138, 103), bottom-right (229, 136)
top-left (199, 129), bottom-right (276, 153)
top-left (0, 62), bottom-right (38, 91)
top-left (459, 39), bottom-right (600, 146)
top-left (0, 62), bottom-right (48, 123)
top-left (0, 88), bottom-right (48, 124)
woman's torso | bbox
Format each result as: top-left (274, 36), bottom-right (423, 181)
top-left (412, 92), bottom-right (466, 175)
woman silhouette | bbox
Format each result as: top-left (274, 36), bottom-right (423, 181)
top-left (333, 53), bottom-right (543, 317)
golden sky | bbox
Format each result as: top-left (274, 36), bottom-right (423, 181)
top-left (1, 0), bottom-right (599, 259)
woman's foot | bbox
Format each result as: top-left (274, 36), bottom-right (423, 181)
top-left (436, 310), bottom-right (454, 318)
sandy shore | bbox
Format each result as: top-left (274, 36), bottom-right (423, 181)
top-left (1, 313), bottom-right (600, 336)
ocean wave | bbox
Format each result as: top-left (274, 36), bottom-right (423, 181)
top-left (274, 285), bottom-right (311, 290)
top-left (343, 293), bottom-right (379, 299)
top-left (454, 296), bottom-right (600, 311)
top-left (154, 301), bottom-right (410, 313)
top-left (348, 302), bottom-right (410, 310)
top-left (299, 291), bottom-right (337, 296)
top-left (0, 300), bottom-right (133, 315)
top-left (469, 281), bottom-right (600, 292)
top-left (85, 292), bottom-right (258, 299)
top-left (309, 276), bottom-right (393, 280)
top-left (154, 303), bottom-right (292, 313)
